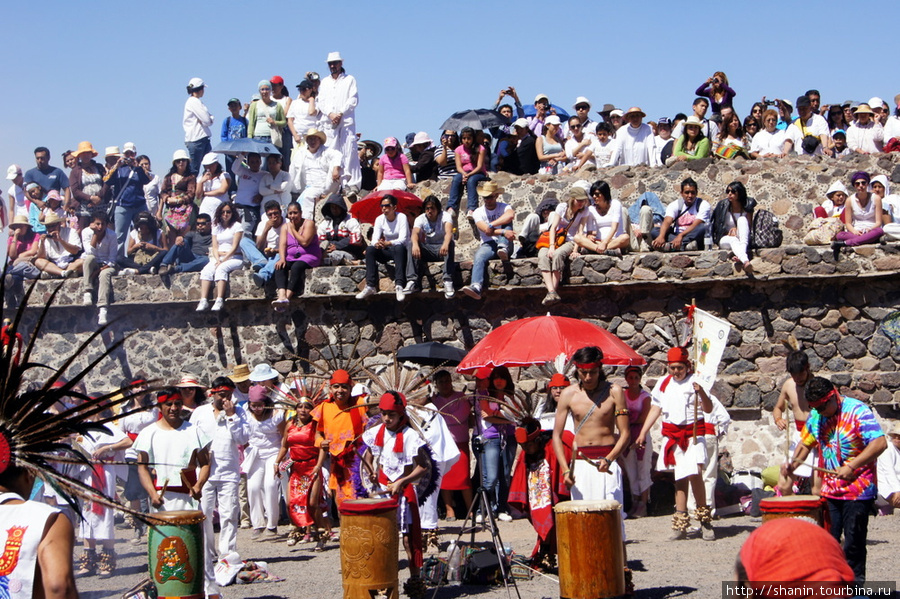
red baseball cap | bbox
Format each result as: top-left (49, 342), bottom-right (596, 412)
top-left (270, 75), bottom-right (284, 85)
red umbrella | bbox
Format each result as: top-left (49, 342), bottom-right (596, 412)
top-left (456, 314), bottom-right (645, 373)
top-left (350, 190), bottom-right (423, 225)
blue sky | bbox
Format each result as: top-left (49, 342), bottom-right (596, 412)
top-left (3, 0), bottom-right (897, 179)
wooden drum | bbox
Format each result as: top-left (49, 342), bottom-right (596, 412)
top-left (760, 495), bottom-right (825, 527)
top-left (555, 499), bottom-right (625, 599)
top-left (147, 510), bottom-right (205, 599)
top-left (339, 497), bottom-right (400, 599)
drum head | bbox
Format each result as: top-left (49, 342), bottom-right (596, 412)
top-left (554, 499), bottom-right (622, 513)
top-left (150, 509), bottom-right (205, 525)
top-left (339, 496), bottom-right (400, 515)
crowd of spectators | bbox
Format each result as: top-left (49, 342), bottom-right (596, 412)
top-left (5, 62), bottom-right (900, 317)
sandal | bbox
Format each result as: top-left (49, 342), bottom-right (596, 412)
top-left (97, 551), bottom-right (116, 579)
top-left (75, 551), bottom-right (97, 576)
top-left (314, 536), bottom-right (328, 552)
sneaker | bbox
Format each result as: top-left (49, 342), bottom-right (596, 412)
top-left (497, 512), bottom-right (513, 522)
top-left (149, 267), bottom-right (157, 275)
top-left (264, 527), bottom-right (278, 538)
top-left (251, 273), bottom-right (265, 287)
top-left (475, 513), bottom-right (484, 524)
top-left (63, 268), bottom-right (78, 278)
top-left (701, 523), bottom-right (715, 541)
top-left (82, 292), bottom-right (92, 306)
top-left (443, 281), bottom-right (455, 299)
top-left (98, 307), bottom-right (108, 326)
top-left (497, 247), bottom-right (510, 262)
top-left (158, 264), bottom-right (171, 276)
top-left (211, 298), bottom-right (224, 311)
top-left (395, 284), bottom-right (405, 302)
top-left (683, 240), bottom-right (698, 251)
top-left (195, 298), bottom-right (209, 311)
top-left (604, 249), bottom-right (623, 257)
top-left (462, 285), bottom-right (482, 300)
top-left (251, 528), bottom-right (262, 541)
top-left (355, 286), bottom-right (376, 300)
top-left (120, 268), bottom-right (138, 276)
top-left (403, 280), bottom-right (416, 293)
top-left (669, 529), bottom-right (687, 541)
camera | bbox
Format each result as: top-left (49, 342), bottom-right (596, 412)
top-left (472, 435), bottom-right (484, 454)
top-left (763, 100), bottom-right (777, 107)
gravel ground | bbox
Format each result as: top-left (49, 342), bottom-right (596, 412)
top-left (73, 509), bottom-right (900, 599)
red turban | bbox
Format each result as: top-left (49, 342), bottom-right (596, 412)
top-left (378, 391), bottom-right (406, 412)
top-left (330, 369), bottom-right (351, 385)
top-left (667, 347), bottom-right (690, 364)
top-left (548, 373), bottom-right (570, 388)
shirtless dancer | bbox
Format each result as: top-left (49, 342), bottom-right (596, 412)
top-left (552, 346), bottom-right (630, 504)
top-left (773, 350), bottom-right (819, 492)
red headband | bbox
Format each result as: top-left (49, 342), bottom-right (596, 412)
top-left (208, 385), bottom-right (231, 395)
top-left (157, 391), bottom-right (180, 404)
top-left (808, 388), bottom-right (838, 409)
top-left (378, 391), bottom-right (406, 412)
top-left (575, 361), bottom-right (602, 370)
top-left (515, 426), bottom-right (541, 444)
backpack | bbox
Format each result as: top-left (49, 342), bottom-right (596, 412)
top-left (750, 209), bottom-right (783, 249)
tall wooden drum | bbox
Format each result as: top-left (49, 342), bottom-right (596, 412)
top-left (760, 495), bottom-right (825, 527)
top-left (147, 510), bottom-right (205, 599)
top-left (339, 497), bottom-right (400, 599)
top-left (555, 499), bottom-right (625, 599)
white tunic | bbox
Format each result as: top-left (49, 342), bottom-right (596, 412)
top-left (0, 493), bottom-right (60, 599)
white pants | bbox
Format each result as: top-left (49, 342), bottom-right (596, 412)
top-left (657, 436), bottom-right (707, 482)
top-left (298, 186), bottom-right (325, 220)
top-left (376, 179), bottom-right (407, 192)
top-left (687, 435), bottom-right (718, 514)
top-left (201, 479), bottom-right (239, 565)
top-left (570, 459), bottom-right (623, 505)
top-left (718, 217), bottom-right (750, 263)
top-left (620, 432), bottom-right (653, 496)
top-left (199, 257), bottom-right (243, 282)
top-left (419, 473), bottom-right (443, 530)
top-left (325, 124), bottom-right (361, 190)
top-left (247, 453), bottom-right (281, 530)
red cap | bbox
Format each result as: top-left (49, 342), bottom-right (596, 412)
top-left (548, 373), bottom-right (570, 388)
top-left (270, 75), bottom-right (284, 85)
top-left (667, 347), bottom-right (690, 364)
top-left (474, 367), bottom-right (493, 380)
top-left (378, 391), bottom-right (406, 412)
top-left (330, 369), bottom-right (351, 385)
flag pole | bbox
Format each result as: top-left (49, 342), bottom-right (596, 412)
top-left (690, 298), bottom-right (698, 441)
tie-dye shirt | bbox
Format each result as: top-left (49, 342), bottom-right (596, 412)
top-left (800, 396), bottom-right (885, 500)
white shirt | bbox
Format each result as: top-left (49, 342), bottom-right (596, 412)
top-left (190, 403), bottom-right (250, 482)
top-left (589, 138), bottom-right (616, 167)
top-left (473, 201), bottom-right (514, 243)
top-left (665, 197), bottom-right (711, 233)
top-left (43, 226), bottom-right (81, 266)
top-left (413, 211), bottom-right (450, 246)
top-left (787, 114), bottom-right (829, 156)
top-left (883, 116), bottom-right (900, 145)
top-left (373, 212), bottom-right (410, 245)
top-left (362, 423), bottom-right (427, 483)
top-left (287, 98), bottom-right (322, 135)
top-left (183, 96), bottom-right (214, 142)
top-left (198, 173), bottom-right (229, 218)
top-left (552, 202), bottom-right (592, 241)
top-left (246, 410), bottom-right (285, 461)
top-left (120, 406), bottom-right (159, 460)
top-left (133, 421), bottom-right (209, 488)
top-left (7, 184), bottom-right (26, 217)
top-left (259, 170), bottom-right (292, 210)
top-left (143, 173), bottom-right (161, 216)
top-left (231, 160), bottom-right (266, 207)
top-left (650, 373), bottom-right (703, 426)
top-left (80, 227), bottom-right (117, 265)
top-left (587, 200), bottom-right (625, 238)
top-left (876, 441), bottom-right (900, 501)
top-left (254, 219), bottom-right (282, 249)
top-left (292, 146), bottom-right (342, 192)
top-left (317, 72), bottom-right (358, 128)
top-left (610, 123), bottom-right (660, 167)
top-left (847, 121), bottom-right (884, 154)
top-left (750, 129), bottom-right (789, 156)
top-left (212, 221), bottom-right (244, 256)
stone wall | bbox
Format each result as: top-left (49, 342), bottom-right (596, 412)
top-left (8, 153), bottom-right (900, 471)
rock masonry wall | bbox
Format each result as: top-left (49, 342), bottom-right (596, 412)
top-left (10, 153), bottom-right (900, 471)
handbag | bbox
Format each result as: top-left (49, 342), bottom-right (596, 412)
top-left (535, 207), bottom-right (581, 249)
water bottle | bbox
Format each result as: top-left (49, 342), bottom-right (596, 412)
top-left (447, 540), bottom-right (461, 585)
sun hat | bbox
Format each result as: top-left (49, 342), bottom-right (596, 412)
top-left (854, 103), bottom-right (874, 115)
top-left (230, 364), bottom-right (251, 383)
top-left (868, 97), bottom-right (884, 110)
top-left (6, 164), bottom-right (22, 180)
top-left (534, 93), bottom-right (549, 104)
top-left (73, 141), bottom-right (98, 158)
top-left (9, 215), bottom-right (30, 229)
top-left (249, 363), bottom-right (279, 382)
top-left (573, 96), bottom-right (591, 109)
top-left (476, 180), bottom-right (503, 197)
top-left (201, 153), bottom-right (219, 166)
top-left (122, 142), bottom-right (137, 155)
top-left (411, 132), bottom-right (433, 146)
top-left (326, 51), bottom-right (343, 63)
top-left (187, 77), bottom-right (205, 89)
top-left (175, 375), bottom-right (204, 389)
top-left (43, 212), bottom-right (64, 227)
top-left (567, 186), bottom-right (590, 201)
top-left (172, 149), bottom-right (190, 163)
top-left (105, 146), bottom-right (122, 158)
top-left (305, 128), bottom-right (327, 143)
top-left (623, 107), bottom-right (646, 119)
top-left (512, 118), bottom-right (529, 129)
top-left (351, 384), bottom-right (369, 398)
top-left (825, 181), bottom-right (849, 199)
top-left (544, 115), bottom-right (562, 126)
top-left (610, 109), bottom-right (624, 118)
top-left (45, 190), bottom-right (62, 203)
top-left (383, 137), bottom-right (400, 149)
top-left (361, 139), bottom-right (382, 156)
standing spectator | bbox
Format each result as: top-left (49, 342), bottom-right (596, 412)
top-left (610, 107), bottom-right (660, 167)
top-left (318, 193), bottom-right (364, 266)
top-left (158, 150), bottom-right (197, 246)
top-left (101, 147), bottom-right (150, 256)
top-left (876, 421), bottom-right (900, 514)
top-left (68, 142), bottom-right (106, 216)
top-left (782, 377), bottom-right (887, 581)
top-left (158, 212), bottom-right (212, 275)
top-left (195, 153), bottom-right (229, 219)
top-left (672, 98), bottom-right (719, 140)
top-left (244, 385), bottom-right (286, 539)
top-left (258, 154), bottom-right (292, 214)
top-left (490, 86), bottom-right (525, 140)
top-left (248, 80), bottom-right (287, 149)
top-left (475, 366), bottom-right (516, 522)
top-left (539, 186), bottom-right (591, 305)
top-left (846, 104), bottom-right (884, 154)
top-left (273, 201), bottom-right (321, 310)
top-left (694, 71), bottom-right (736, 114)
top-left (196, 202), bottom-right (244, 312)
top-left (291, 128), bottom-right (342, 220)
top-left (138, 155), bottom-right (160, 219)
top-left (271, 76), bottom-right (293, 169)
top-left (461, 181), bottom-right (515, 301)
top-left (183, 78), bottom-right (214, 175)
top-left (287, 80), bottom-right (321, 155)
top-left (355, 193), bottom-right (410, 302)
top-left (34, 213), bottom-right (82, 277)
top-left (429, 370), bottom-right (473, 521)
top-left (527, 93), bottom-right (552, 136)
top-left (81, 212), bottom-right (118, 326)
top-left (376, 137), bottom-right (414, 191)
top-left (231, 153), bottom-right (265, 238)
top-left (6, 164), bottom-right (25, 223)
top-left (318, 52), bottom-right (361, 195)
top-left (221, 98), bottom-right (249, 188)
top-left (620, 367), bottom-right (652, 518)
top-left (448, 127), bottom-right (488, 219)
top-left (243, 200), bottom-right (283, 286)
top-left (411, 195), bottom-right (456, 298)
top-left (24, 146), bottom-right (70, 205)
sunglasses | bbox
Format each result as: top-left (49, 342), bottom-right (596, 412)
top-left (381, 203), bottom-right (392, 208)
top-left (853, 180), bottom-right (869, 187)
top-left (570, 124), bottom-right (583, 130)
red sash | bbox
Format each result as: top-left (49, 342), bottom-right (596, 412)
top-left (378, 471), bottom-right (422, 569)
top-left (577, 445), bottom-right (613, 459)
top-left (661, 422), bottom-right (699, 467)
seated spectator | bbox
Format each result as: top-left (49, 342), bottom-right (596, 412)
top-left (742, 116), bottom-right (759, 144)
top-left (749, 102), bottom-right (765, 125)
top-left (517, 196), bottom-right (558, 259)
top-left (711, 182), bottom-right (753, 275)
top-left (408, 132), bottom-right (438, 182)
top-left (537, 116), bottom-right (568, 174)
top-left (654, 117), bottom-right (675, 165)
top-left (243, 200), bottom-right (283, 287)
top-left (651, 177), bottom-right (710, 251)
top-left (814, 181), bottom-right (849, 218)
top-left (576, 180), bottom-right (630, 257)
top-left (588, 122), bottom-right (617, 167)
top-left (846, 104), bottom-right (884, 154)
top-left (449, 127), bottom-right (488, 219)
top-left (833, 171), bottom-right (884, 253)
top-left (750, 109), bottom-right (790, 158)
top-left (117, 211), bottom-right (167, 275)
top-left (68, 142), bottom-right (106, 216)
top-left (563, 117), bottom-right (592, 171)
top-left (694, 72), bottom-right (735, 115)
top-left (411, 195), bottom-right (456, 299)
top-left (774, 98), bottom-right (793, 130)
top-left (231, 152), bottom-right (265, 238)
top-left (375, 137), bottom-right (414, 191)
top-left (6, 215), bottom-right (41, 287)
top-left (538, 187), bottom-right (591, 306)
top-left (291, 128), bottom-right (341, 220)
top-left (195, 153), bottom-right (229, 218)
top-left (714, 112), bottom-right (749, 159)
top-left (668, 116), bottom-right (711, 164)
top-left (884, 95), bottom-right (900, 149)
top-left (80, 211), bottom-right (118, 325)
top-left (513, 119), bottom-right (540, 175)
top-left (832, 130), bottom-right (851, 157)
top-left (273, 201), bottom-right (321, 311)
top-left (786, 95), bottom-right (832, 157)
top-left (871, 175), bottom-right (900, 224)
top-left (610, 107), bottom-right (660, 167)
top-left (672, 98), bottom-right (719, 140)
top-left (355, 193), bottom-right (410, 302)
top-left (435, 131), bottom-right (459, 180)
top-left (40, 190), bottom-right (66, 224)
top-left (158, 212), bottom-right (212, 275)
top-left (632, 191), bottom-right (667, 251)
top-left (461, 181), bottom-right (515, 301)
top-left (825, 103), bottom-right (849, 135)
top-left (196, 202), bottom-right (244, 312)
top-left (34, 212), bottom-right (83, 277)
top-left (318, 193), bottom-right (364, 266)
top-left (159, 150), bottom-right (197, 246)
top-left (258, 153), bottom-right (291, 213)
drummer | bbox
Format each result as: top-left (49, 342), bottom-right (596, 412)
top-left (361, 391), bottom-right (430, 598)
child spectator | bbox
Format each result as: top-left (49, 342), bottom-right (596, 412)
top-left (376, 137), bottom-right (414, 191)
top-left (317, 193), bottom-right (364, 265)
top-left (39, 190), bottom-right (66, 224)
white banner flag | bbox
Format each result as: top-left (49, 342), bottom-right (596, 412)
top-left (692, 308), bottom-right (732, 392)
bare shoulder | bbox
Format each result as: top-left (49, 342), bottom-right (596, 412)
top-left (609, 382), bottom-right (626, 406)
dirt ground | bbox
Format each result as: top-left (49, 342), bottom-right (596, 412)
top-left (74, 508), bottom-right (899, 599)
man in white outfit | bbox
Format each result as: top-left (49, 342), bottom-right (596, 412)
top-left (317, 52), bottom-right (361, 195)
top-left (291, 128), bottom-right (342, 220)
top-left (608, 107), bottom-right (660, 167)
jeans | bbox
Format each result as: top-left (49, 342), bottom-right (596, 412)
top-left (480, 437), bottom-right (503, 515)
top-left (414, 242), bottom-right (456, 283)
top-left (113, 202), bottom-right (149, 258)
top-left (826, 497), bottom-right (874, 582)
top-left (185, 137), bottom-right (211, 176)
top-left (448, 172), bottom-right (487, 213)
top-left (240, 237), bottom-right (278, 282)
top-left (470, 234), bottom-right (513, 290)
top-left (365, 244), bottom-right (408, 287)
top-left (236, 205), bottom-right (260, 240)
top-left (651, 222), bottom-right (707, 249)
top-left (161, 243), bottom-right (209, 273)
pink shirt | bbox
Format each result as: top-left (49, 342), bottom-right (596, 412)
top-left (379, 152), bottom-right (408, 180)
top-left (454, 144), bottom-right (486, 175)
top-left (430, 392), bottom-right (470, 444)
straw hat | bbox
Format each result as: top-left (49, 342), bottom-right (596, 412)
top-left (623, 106), bottom-right (646, 119)
top-left (175, 375), bottom-right (204, 389)
top-left (74, 141), bottom-right (98, 158)
top-left (229, 364), bottom-right (251, 383)
top-left (43, 213), bottom-right (64, 226)
top-left (476, 180), bottom-right (503, 197)
top-left (9, 215), bottom-right (31, 229)
top-left (305, 128), bottom-right (327, 143)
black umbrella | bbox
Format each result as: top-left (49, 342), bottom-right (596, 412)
top-left (397, 342), bottom-right (467, 366)
top-left (440, 108), bottom-right (507, 132)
